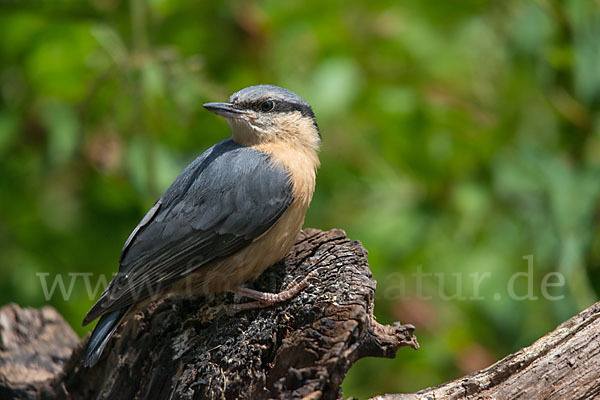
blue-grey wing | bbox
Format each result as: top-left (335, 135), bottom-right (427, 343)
top-left (83, 139), bottom-right (293, 325)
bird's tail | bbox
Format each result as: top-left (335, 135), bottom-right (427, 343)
top-left (83, 307), bottom-right (129, 367)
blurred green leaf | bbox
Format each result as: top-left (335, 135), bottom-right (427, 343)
top-left (40, 100), bottom-right (80, 167)
top-left (90, 23), bottom-right (128, 66)
top-left (306, 57), bottom-right (363, 118)
top-left (0, 110), bottom-right (19, 154)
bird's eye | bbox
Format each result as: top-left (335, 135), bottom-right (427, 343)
top-left (260, 100), bottom-right (275, 112)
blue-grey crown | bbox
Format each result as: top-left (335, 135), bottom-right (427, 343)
top-left (230, 85), bottom-right (314, 118)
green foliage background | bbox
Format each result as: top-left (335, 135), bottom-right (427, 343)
top-left (1, 0), bottom-right (599, 397)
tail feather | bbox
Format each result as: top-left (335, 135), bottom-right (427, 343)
top-left (83, 307), bottom-right (128, 367)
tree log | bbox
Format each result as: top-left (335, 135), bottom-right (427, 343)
top-left (0, 229), bottom-right (418, 399)
top-left (377, 300), bottom-right (600, 400)
top-left (1, 228), bottom-right (598, 399)
top-left (0, 305), bottom-right (79, 399)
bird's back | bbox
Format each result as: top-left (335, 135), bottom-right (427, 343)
top-left (83, 138), bottom-right (295, 325)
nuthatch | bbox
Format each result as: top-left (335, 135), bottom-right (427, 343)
top-left (82, 85), bottom-right (321, 367)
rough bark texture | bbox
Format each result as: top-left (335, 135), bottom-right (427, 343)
top-left (0, 229), bottom-right (418, 400)
top-left (1, 229), bottom-right (599, 399)
top-left (376, 301), bottom-right (600, 400)
top-left (0, 305), bottom-right (79, 399)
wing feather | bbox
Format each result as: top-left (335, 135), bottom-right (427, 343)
top-left (83, 139), bottom-right (293, 325)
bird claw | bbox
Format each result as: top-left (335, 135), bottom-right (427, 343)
top-left (284, 265), bottom-right (327, 289)
top-left (307, 266), bottom-right (328, 282)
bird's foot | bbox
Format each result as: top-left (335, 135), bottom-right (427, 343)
top-left (226, 261), bottom-right (328, 316)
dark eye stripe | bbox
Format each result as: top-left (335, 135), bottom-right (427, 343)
top-left (238, 100), bottom-right (311, 116)
top-left (235, 99), bottom-right (320, 138)
top-left (275, 101), bottom-right (314, 117)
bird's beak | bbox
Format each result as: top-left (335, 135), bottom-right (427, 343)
top-left (203, 102), bottom-right (247, 119)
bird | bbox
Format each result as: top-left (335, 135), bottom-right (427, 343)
top-left (82, 84), bottom-right (321, 367)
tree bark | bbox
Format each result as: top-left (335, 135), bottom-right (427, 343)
top-left (1, 229), bottom-right (598, 400)
top-left (0, 229), bottom-right (418, 400)
top-left (376, 301), bottom-right (600, 400)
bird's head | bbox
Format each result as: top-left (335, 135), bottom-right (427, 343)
top-left (203, 85), bottom-right (320, 152)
